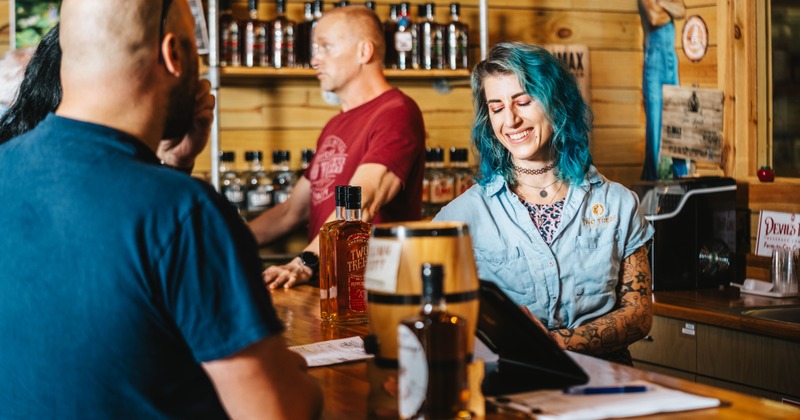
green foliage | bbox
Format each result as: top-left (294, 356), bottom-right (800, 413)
top-left (14, 1), bottom-right (62, 48)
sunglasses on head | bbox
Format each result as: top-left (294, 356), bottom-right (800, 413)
top-left (159, 0), bottom-right (173, 61)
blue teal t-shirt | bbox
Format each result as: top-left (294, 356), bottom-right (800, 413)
top-left (0, 115), bottom-right (283, 418)
top-left (434, 167), bottom-right (654, 330)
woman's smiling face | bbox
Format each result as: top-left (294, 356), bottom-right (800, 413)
top-left (484, 74), bottom-right (554, 165)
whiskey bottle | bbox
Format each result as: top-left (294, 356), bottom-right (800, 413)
top-left (417, 3), bottom-right (444, 70)
top-left (219, 0), bottom-right (241, 67)
top-left (270, 0), bottom-right (296, 68)
top-left (318, 185), bottom-right (347, 322)
top-left (450, 148), bottom-right (474, 198)
top-left (219, 151), bottom-right (246, 211)
top-left (296, 148), bottom-right (315, 178)
top-left (445, 2), bottom-right (469, 70)
top-left (429, 147), bottom-right (454, 215)
top-left (394, 2), bottom-right (414, 70)
top-left (271, 150), bottom-right (297, 205)
top-left (383, 4), bottom-right (399, 69)
top-left (244, 150), bottom-right (274, 214)
top-left (398, 264), bottom-right (470, 420)
top-left (330, 186), bottom-right (370, 325)
top-left (243, 0), bottom-right (268, 67)
top-left (296, 2), bottom-right (314, 68)
top-left (364, 1), bottom-right (375, 10)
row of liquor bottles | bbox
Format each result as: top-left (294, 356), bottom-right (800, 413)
top-left (219, 0), bottom-right (470, 70)
top-left (219, 149), bottom-right (315, 215)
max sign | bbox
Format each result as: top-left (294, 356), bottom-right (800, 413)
top-left (545, 44), bottom-right (591, 103)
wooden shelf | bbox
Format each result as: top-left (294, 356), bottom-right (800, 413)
top-left (219, 66), bottom-right (470, 80)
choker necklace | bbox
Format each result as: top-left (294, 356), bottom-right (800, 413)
top-left (514, 162), bottom-right (556, 176)
top-left (517, 179), bottom-right (559, 198)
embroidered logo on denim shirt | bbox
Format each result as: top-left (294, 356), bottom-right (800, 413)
top-left (583, 202), bottom-right (617, 227)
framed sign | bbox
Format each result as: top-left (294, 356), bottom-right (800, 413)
top-left (544, 44), bottom-right (591, 103)
top-left (660, 85), bottom-right (724, 164)
top-left (9, 0), bottom-right (61, 49)
top-left (682, 15), bottom-right (709, 63)
top-left (755, 211), bottom-right (800, 256)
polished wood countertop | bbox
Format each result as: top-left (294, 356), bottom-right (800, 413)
top-left (652, 286), bottom-right (800, 342)
top-left (269, 285), bottom-right (800, 419)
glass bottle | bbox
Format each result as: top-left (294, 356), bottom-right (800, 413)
top-left (450, 147), bottom-right (474, 198)
top-left (394, 2), bottom-right (414, 70)
top-left (330, 186), bottom-right (370, 325)
top-left (335, 0), bottom-right (350, 7)
top-left (319, 185), bottom-right (347, 322)
top-left (296, 148), bottom-right (316, 178)
top-left (245, 150), bottom-right (274, 215)
top-left (219, 151), bottom-right (246, 211)
top-left (422, 147), bottom-right (433, 218)
top-left (398, 263), bottom-right (470, 420)
top-left (417, 3), bottom-right (444, 70)
top-left (272, 150), bottom-right (297, 205)
top-left (219, 0), bottom-right (241, 67)
top-left (364, 1), bottom-right (376, 10)
top-left (384, 4), bottom-right (399, 69)
top-left (429, 147), bottom-right (454, 215)
top-left (243, 0), bottom-right (268, 67)
top-left (446, 2), bottom-right (469, 70)
top-left (270, 0), bottom-right (296, 68)
top-left (296, 2), bottom-right (313, 68)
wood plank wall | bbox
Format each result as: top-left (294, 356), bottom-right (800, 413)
top-left (192, 0), bottom-right (721, 190)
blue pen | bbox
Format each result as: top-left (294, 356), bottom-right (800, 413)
top-left (564, 385), bottom-right (649, 395)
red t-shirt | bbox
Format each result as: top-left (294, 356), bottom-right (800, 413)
top-left (304, 88), bottom-right (425, 240)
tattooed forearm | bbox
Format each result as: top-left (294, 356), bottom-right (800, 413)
top-left (550, 246), bottom-right (653, 355)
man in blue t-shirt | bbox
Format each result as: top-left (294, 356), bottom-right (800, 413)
top-left (0, 0), bottom-right (322, 418)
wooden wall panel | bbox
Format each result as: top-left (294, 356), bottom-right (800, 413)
top-left (0, 0), bottom-right (10, 56)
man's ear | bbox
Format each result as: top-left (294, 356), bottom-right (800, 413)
top-left (160, 33), bottom-right (183, 77)
top-left (358, 40), bottom-right (375, 65)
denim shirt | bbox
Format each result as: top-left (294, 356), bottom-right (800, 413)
top-left (433, 166), bottom-right (654, 329)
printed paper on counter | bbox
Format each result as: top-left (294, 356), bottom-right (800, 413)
top-left (289, 336), bottom-right (374, 367)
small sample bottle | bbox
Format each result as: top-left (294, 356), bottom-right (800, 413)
top-left (329, 186), bottom-right (370, 325)
top-left (219, 151), bottom-right (246, 211)
top-left (394, 2), bottom-right (414, 70)
top-left (271, 150), bottom-right (296, 205)
top-left (297, 148), bottom-right (316, 178)
top-left (398, 264), bottom-right (470, 420)
top-left (417, 3), bottom-right (444, 70)
top-left (244, 150), bottom-right (274, 214)
top-left (383, 4), bottom-right (399, 69)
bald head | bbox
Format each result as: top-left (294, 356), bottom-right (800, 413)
top-left (320, 6), bottom-right (385, 64)
top-left (60, 0), bottom-right (162, 84)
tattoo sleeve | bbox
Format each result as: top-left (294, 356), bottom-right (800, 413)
top-left (549, 245), bottom-right (653, 355)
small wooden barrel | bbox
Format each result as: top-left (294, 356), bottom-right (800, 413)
top-left (365, 221), bottom-right (479, 365)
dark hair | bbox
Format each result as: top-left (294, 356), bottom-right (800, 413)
top-left (471, 42), bottom-right (593, 185)
top-left (0, 24), bottom-right (62, 144)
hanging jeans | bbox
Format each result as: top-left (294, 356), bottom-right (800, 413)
top-left (641, 21), bottom-right (680, 180)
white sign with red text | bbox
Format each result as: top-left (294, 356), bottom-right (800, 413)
top-left (755, 210), bottom-right (800, 256)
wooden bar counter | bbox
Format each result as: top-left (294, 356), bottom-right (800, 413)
top-left (269, 285), bottom-right (799, 419)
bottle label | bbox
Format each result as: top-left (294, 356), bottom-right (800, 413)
top-left (224, 188), bottom-right (245, 205)
top-left (398, 324), bottom-right (428, 419)
top-left (247, 189), bottom-right (272, 209)
top-left (395, 31), bottom-right (413, 52)
top-left (364, 238), bottom-right (402, 293)
top-left (431, 179), bottom-right (455, 204)
top-left (346, 233), bottom-right (369, 312)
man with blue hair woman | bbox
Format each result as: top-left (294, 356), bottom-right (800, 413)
top-left (434, 42), bottom-right (654, 365)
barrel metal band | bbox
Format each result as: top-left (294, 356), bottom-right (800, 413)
top-left (367, 290), bottom-right (478, 305)
top-left (371, 224), bottom-right (468, 238)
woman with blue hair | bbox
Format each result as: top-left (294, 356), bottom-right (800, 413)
top-left (434, 42), bottom-right (654, 364)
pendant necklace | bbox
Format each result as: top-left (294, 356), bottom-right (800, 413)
top-left (517, 178), bottom-right (559, 198)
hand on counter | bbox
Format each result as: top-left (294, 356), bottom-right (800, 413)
top-left (157, 78), bottom-right (215, 171)
top-left (263, 257), bottom-right (314, 290)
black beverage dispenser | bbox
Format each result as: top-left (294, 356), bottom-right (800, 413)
top-left (633, 177), bottom-right (738, 291)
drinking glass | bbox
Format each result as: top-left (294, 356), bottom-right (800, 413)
top-left (772, 248), bottom-right (799, 294)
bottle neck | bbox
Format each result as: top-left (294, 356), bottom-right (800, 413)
top-left (344, 207), bottom-right (361, 221)
top-left (335, 205), bottom-right (344, 220)
top-left (421, 295), bottom-right (447, 314)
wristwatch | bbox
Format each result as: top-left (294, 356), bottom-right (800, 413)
top-left (298, 251), bottom-right (320, 277)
